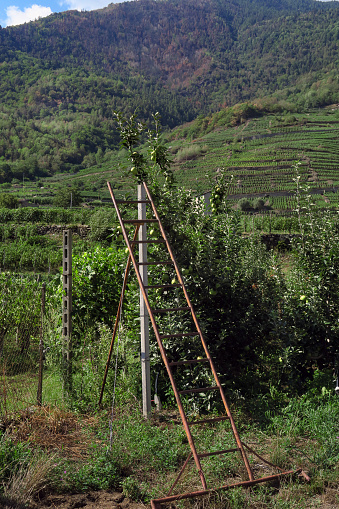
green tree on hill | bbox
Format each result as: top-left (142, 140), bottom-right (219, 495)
top-left (53, 185), bottom-right (82, 208)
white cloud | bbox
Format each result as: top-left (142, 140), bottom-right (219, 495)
top-left (60, 1), bottom-right (121, 11)
top-left (6, 5), bottom-right (53, 26)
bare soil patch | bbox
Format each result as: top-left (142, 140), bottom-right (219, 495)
top-left (33, 491), bottom-right (146, 509)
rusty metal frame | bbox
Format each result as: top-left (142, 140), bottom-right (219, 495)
top-left (150, 439), bottom-right (310, 507)
top-left (107, 181), bottom-right (209, 488)
top-left (103, 182), bottom-right (309, 508)
top-left (150, 468), bottom-right (302, 509)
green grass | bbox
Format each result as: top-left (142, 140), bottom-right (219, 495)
top-left (41, 371), bottom-right (65, 408)
top-left (1, 377), bottom-right (338, 508)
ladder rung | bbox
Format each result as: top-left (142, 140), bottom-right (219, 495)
top-left (178, 386), bottom-right (218, 395)
top-left (152, 306), bottom-right (190, 313)
top-left (138, 261), bottom-right (173, 266)
top-left (198, 448), bottom-right (239, 459)
top-left (145, 284), bottom-right (182, 289)
top-left (160, 332), bottom-right (200, 339)
top-left (188, 416), bottom-right (230, 425)
top-left (123, 219), bottom-right (158, 224)
top-left (169, 358), bottom-right (208, 366)
top-left (116, 200), bottom-right (150, 204)
top-left (131, 240), bottom-right (165, 244)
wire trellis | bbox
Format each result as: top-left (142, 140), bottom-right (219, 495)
top-left (0, 276), bottom-right (46, 419)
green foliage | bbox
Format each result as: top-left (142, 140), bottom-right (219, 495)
top-left (0, 434), bottom-right (33, 491)
top-left (114, 112), bottom-right (148, 183)
top-left (122, 477), bottom-right (143, 501)
top-left (40, 113), bottom-right (337, 415)
top-left (0, 274), bottom-right (59, 383)
top-left (114, 111), bottom-right (173, 185)
top-left (108, 407), bottom-right (187, 473)
top-left (71, 246), bottom-right (125, 332)
top-left (238, 197), bottom-right (252, 211)
top-left (0, 207), bottom-right (92, 224)
top-left (52, 446), bottom-right (121, 492)
top-left (0, 193), bottom-right (18, 209)
top-left (89, 208), bottom-right (116, 242)
top-left (0, 229), bottom-right (62, 272)
top-left (268, 393), bottom-right (339, 468)
top-left (253, 197), bottom-right (265, 210)
top-left (90, 113), bottom-right (337, 410)
top-left (175, 145), bottom-right (203, 162)
top-left (53, 184), bottom-right (82, 208)
top-left (282, 212), bottom-right (339, 377)
top-left (0, 0), bottom-right (338, 182)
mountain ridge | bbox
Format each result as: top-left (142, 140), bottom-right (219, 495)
top-left (0, 0), bottom-right (338, 181)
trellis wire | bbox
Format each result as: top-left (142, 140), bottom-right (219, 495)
top-left (0, 277), bottom-right (47, 419)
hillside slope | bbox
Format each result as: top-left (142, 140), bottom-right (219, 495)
top-left (0, 0), bottom-right (338, 182)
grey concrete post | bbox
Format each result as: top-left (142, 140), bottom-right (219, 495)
top-left (63, 229), bottom-right (72, 396)
top-left (138, 185), bottom-right (151, 418)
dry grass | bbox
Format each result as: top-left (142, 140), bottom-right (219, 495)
top-left (3, 450), bottom-right (57, 507)
top-left (0, 406), bottom-right (102, 507)
top-left (4, 405), bottom-right (99, 459)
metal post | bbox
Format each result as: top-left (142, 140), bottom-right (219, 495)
top-left (138, 184), bottom-right (151, 418)
top-left (63, 229), bottom-right (72, 396)
top-left (37, 282), bottom-right (46, 406)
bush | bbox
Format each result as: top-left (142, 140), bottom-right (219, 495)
top-left (0, 193), bottom-right (18, 209)
top-left (175, 145), bottom-right (203, 162)
top-left (238, 197), bottom-right (252, 210)
top-left (70, 246), bottom-right (126, 332)
top-left (53, 448), bottom-right (121, 492)
top-left (253, 198), bottom-right (265, 210)
top-left (89, 208), bottom-right (116, 241)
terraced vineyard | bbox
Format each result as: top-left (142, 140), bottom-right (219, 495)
top-left (2, 107), bottom-right (338, 213)
top-left (169, 107), bottom-right (339, 210)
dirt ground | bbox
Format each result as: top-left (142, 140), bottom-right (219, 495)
top-left (1, 408), bottom-right (149, 509)
top-left (32, 491), bottom-right (147, 509)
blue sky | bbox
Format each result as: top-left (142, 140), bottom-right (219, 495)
top-left (0, 0), bottom-right (334, 28)
top-left (0, 1), bottom-right (126, 27)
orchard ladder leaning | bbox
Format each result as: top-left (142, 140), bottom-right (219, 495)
top-left (100, 181), bottom-right (308, 508)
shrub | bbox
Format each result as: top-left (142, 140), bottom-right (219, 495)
top-left (238, 197), bottom-right (252, 210)
top-left (89, 208), bottom-right (116, 241)
top-left (175, 145), bottom-right (203, 162)
top-left (253, 198), bottom-right (265, 210)
top-left (0, 193), bottom-right (18, 209)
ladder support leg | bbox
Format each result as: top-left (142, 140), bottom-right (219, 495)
top-left (98, 226), bottom-right (140, 407)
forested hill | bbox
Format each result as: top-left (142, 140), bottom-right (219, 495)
top-left (0, 0), bottom-right (338, 181)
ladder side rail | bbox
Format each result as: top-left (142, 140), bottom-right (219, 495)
top-left (107, 182), bottom-right (208, 490)
top-left (98, 225), bottom-right (140, 407)
top-left (143, 182), bottom-right (254, 481)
